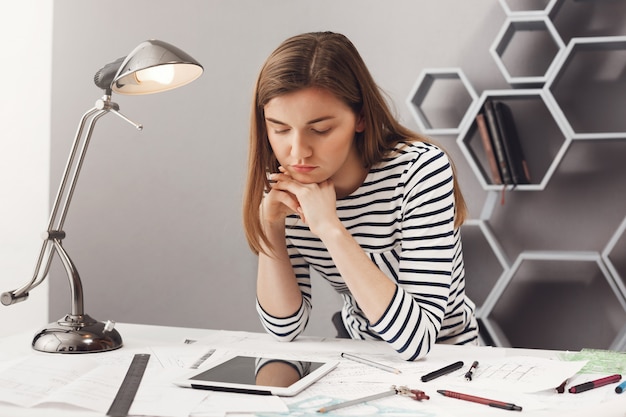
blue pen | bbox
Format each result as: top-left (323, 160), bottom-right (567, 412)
top-left (615, 380), bottom-right (626, 394)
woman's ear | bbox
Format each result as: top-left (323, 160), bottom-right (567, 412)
top-left (355, 113), bottom-right (365, 133)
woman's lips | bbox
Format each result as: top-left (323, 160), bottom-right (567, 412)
top-left (291, 165), bottom-right (317, 173)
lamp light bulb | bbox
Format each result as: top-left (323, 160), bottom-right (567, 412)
top-left (134, 65), bottom-right (175, 85)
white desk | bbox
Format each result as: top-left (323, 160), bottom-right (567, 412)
top-left (0, 323), bottom-right (625, 417)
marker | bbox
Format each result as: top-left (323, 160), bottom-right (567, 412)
top-left (464, 361), bottom-right (479, 381)
top-left (615, 380), bottom-right (626, 394)
top-left (555, 379), bottom-right (568, 394)
top-left (340, 352), bottom-right (402, 374)
top-left (568, 374), bottom-right (622, 394)
top-left (421, 361), bottom-right (464, 382)
top-left (437, 389), bottom-right (522, 411)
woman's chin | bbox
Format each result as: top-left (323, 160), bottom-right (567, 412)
top-left (292, 174), bottom-right (325, 184)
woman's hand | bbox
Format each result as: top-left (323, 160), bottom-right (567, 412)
top-left (267, 169), bottom-right (341, 238)
top-left (261, 173), bottom-right (302, 227)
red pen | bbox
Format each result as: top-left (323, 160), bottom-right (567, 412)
top-left (437, 390), bottom-right (522, 411)
top-left (568, 374), bottom-right (622, 394)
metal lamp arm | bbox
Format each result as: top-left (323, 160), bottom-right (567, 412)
top-left (0, 39), bottom-right (201, 353)
top-left (0, 105), bottom-right (102, 305)
top-left (51, 238), bottom-right (84, 316)
top-left (1, 96), bottom-right (141, 306)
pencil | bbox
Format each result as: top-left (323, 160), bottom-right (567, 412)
top-left (340, 352), bottom-right (402, 374)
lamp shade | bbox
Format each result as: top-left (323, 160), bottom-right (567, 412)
top-left (112, 39), bottom-right (203, 95)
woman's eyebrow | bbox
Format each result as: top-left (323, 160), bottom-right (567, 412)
top-left (264, 117), bottom-right (287, 125)
top-left (264, 116), bottom-right (335, 125)
top-left (306, 116), bottom-right (335, 124)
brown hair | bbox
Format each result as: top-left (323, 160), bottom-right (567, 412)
top-left (243, 31), bottom-right (467, 255)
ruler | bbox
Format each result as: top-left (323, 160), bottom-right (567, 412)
top-left (107, 353), bottom-right (151, 417)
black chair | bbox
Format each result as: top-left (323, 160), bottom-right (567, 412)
top-left (331, 311), bottom-right (351, 339)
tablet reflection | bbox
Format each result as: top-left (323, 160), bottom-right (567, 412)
top-left (255, 358), bottom-right (315, 387)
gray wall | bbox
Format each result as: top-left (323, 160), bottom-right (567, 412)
top-left (49, 0), bottom-right (626, 345)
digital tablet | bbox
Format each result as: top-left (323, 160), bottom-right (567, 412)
top-left (174, 354), bottom-right (338, 396)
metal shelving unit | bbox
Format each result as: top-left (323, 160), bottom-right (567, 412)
top-left (407, 1), bottom-right (626, 350)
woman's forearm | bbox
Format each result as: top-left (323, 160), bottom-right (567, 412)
top-left (256, 221), bottom-right (303, 317)
top-left (317, 223), bottom-right (396, 324)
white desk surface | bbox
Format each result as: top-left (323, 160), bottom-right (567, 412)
top-left (0, 322), bottom-right (625, 417)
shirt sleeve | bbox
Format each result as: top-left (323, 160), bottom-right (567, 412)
top-left (256, 241), bottom-right (312, 341)
top-left (368, 145), bottom-right (459, 361)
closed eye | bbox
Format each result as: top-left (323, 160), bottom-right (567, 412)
top-left (265, 117), bottom-right (290, 134)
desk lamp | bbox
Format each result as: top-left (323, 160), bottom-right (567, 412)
top-left (1, 40), bottom-right (203, 353)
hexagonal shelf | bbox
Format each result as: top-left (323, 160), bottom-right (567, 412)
top-left (406, 68), bottom-right (477, 135)
top-left (545, 36), bottom-right (626, 139)
top-left (408, 3), bottom-right (626, 352)
top-left (462, 216), bottom-right (511, 347)
top-left (482, 251), bottom-right (626, 350)
top-left (548, 0), bottom-right (626, 44)
top-left (491, 16), bottom-right (565, 86)
top-left (456, 89), bottom-right (570, 190)
top-left (478, 316), bottom-right (511, 347)
top-left (498, 0), bottom-right (557, 16)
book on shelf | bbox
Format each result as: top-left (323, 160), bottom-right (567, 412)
top-left (482, 99), bottom-right (531, 186)
top-left (493, 100), bottom-right (531, 185)
top-left (475, 112), bottom-right (502, 184)
top-left (483, 100), bottom-right (512, 185)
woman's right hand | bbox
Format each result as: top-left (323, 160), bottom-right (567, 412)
top-left (260, 172), bottom-right (303, 227)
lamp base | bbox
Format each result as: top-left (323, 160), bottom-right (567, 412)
top-left (32, 314), bottom-right (123, 353)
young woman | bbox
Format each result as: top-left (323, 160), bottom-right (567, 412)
top-left (243, 31), bottom-right (478, 361)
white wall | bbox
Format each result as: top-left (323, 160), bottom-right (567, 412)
top-left (0, 1), bottom-right (52, 335)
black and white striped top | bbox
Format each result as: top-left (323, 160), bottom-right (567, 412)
top-left (257, 141), bottom-right (478, 360)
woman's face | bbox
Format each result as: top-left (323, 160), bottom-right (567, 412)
top-left (263, 87), bottom-right (365, 194)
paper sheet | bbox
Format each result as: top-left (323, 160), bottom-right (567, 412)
top-left (438, 356), bottom-right (588, 393)
top-left (190, 392), bottom-right (288, 416)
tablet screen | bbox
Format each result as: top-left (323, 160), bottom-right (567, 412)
top-left (190, 356), bottom-right (325, 387)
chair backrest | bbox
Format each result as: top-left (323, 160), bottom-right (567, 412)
top-left (331, 311), bottom-right (350, 339)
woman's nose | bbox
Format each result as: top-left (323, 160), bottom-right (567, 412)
top-left (290, 133), bottom-right (312, 159)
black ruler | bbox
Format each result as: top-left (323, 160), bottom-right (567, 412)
top-left (107, 353), bottom-right (151, 417)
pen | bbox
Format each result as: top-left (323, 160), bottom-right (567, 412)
top-left (421, 360), bottom-right (464, 382)
top-left (340, 352), bottom-right (402, 374)
top-left (555, 379), bottom-right (568, 394)
top-left (437, 389), bottom-right (522, 411)
top-left (464, 360), bottom-right (479, 381)
top-left (615, 380), bottom-right (626, 394)
top-left (190, 349), bottom-right (215, 369)
top-left (569, 374), bottom-right (622, 393)
top-left (317, 385), bottom-right (428, 413)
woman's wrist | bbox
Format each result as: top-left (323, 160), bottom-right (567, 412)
top-left (316, 220), bottom-right (348, 245)
top-left (262, 216), bottom-right (286, 236)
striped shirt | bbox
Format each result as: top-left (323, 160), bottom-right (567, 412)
top-left (257, 141), bottom-right (478, 361)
